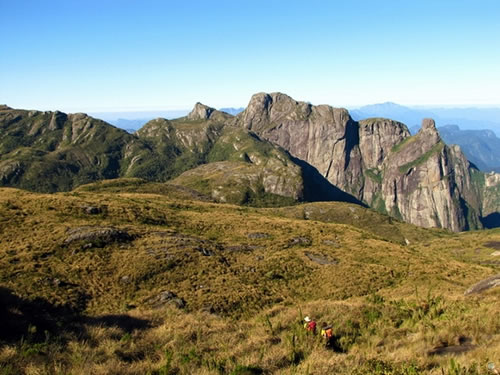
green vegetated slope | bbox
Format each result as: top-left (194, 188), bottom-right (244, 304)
top-left (0, 107), bottom-right (309, 205)
top-left (172, 128), bottom-right (305, 206)
top-left (0, 108), bottom-right (155, 192)
top-left (0, 186), bottom-right (499, 374)
top-left (0, 107), bottom-right (238, 192)
top-left (133, 115), bottom-right (226, 181)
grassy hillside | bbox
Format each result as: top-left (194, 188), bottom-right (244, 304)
top-left (0, 108), bottom-right (158, 192)
top-left (0, 186), bottom-right (499, 374)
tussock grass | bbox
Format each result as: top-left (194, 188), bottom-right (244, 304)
top-left (0, 187), bottom-right (499, 374)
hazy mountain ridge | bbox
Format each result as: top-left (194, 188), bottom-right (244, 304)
top-left (437, 125), bottom-right (500, 172)
top-left (91, 108), bottom-right (244, 132)
top-left (351, 102), bottom-right (500, 134)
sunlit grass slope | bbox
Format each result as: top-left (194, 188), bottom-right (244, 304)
top-left (0, 182), bottom-right (498, 374)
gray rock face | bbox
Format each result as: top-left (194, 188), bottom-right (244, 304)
top-left (247, 232), bottom-right (270, 239)
top-left (186, 102), bottom-right (233, 123)
top-left (235, 92), bottom-right (497, 231)
top-left (464, 274), bottom-right (500, 295)
top-left (358, 118), bottom-right (410, 169)
top-left (237, 93), bottom-right (364, 197)
top-left (305, 252), bottom-right (338, 265)
top-left (149, 291), bottom-right (186, 309)
top-left (187, 102), bottom-right (215, 121)
top-left (381, 120), bottom-right (480, 231)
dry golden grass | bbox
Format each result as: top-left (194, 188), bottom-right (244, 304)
top-left (0, 185), bottom-right (499, 374)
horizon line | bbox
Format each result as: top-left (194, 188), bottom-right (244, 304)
top-left (4, 101), bottom-right (500, 114)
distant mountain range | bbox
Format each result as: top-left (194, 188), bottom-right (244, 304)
top-left (219, 107), bottom-right (245, 116)
top-left (91, 108), bottom-right (245, 132)
top-left (351, 102), bottom-right (500, 134)
top-left (436, 125), bottom-right (500, 172)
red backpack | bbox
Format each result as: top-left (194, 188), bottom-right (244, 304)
top-left (307, 321), bottom-right (317, 332)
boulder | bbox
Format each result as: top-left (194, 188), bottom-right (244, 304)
top-left (64, 226), bottom-right (134, 247)
top-left (464, 274), bottom-right (500, 295)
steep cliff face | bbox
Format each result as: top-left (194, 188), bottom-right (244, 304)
top-left (357, 118), bottom-right (410, 206)
top-left (236, 93), bottom-right (494, 231)
top-left (381, 119), bottom-right (482, 231)
top-left (237, 93), bottom-right (365, 197)
top-left (236, 93), bottom-right (409, 201)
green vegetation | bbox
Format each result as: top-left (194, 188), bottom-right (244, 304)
top-left (207, 129), bottom-right (276, 163)
top-left (399, 142), bottom-right (445, 174)
top-left (364, 168), bottom-right (382, 184)
top-left (471, 168), bottom-right (486, 189)
top-left (371, 192), bottom-right (388, 215)
top-left (0, 110), bottom-right (304, 210)
top-left (391, 135), bottom-right (417, 153)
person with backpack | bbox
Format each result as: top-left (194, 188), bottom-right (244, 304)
top-left (320, 322), bottom-right (334, 347)
top-left (303, 316), bottom-right (317, 333)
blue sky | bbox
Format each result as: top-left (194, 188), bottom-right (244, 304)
top-left (1, 0), bottom-right (500, 112)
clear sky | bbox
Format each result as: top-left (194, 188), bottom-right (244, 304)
top-left (1, 0), bottom-right (500, 112)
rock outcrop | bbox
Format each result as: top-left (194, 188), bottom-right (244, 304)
top-left (235, 92), bottom-right (499, 231)
top-left (464, 274), bottom-right (500, 295)
top-left (188, 102), bottom-right (215, 121)
top-left (186, 102), bottom-right (232, 123)
top-left (64, 226), bottom-right (134, 247)
top-left (381, 119), bottom-right (481, 231)
top-left (240, 94), bottom-right (354, 195)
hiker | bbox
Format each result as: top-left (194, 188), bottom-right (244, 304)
top-left (488, 362), bottom-right (499, 375)
top-left (303, 316), bottom-right (316, 333)
top-left (320, 322), bottom-right (334, 347)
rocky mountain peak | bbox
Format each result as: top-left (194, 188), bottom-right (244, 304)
top-left (0, 104), bottom-right (11, 111)
top-left (422, 118), bottom-right (436, 131)
top-left (245, 92), bottom-right (296, 109)
top-left (49, 110), bottom-right (68, 130)
top-left (187, 102), bottom-right (215, 121)
top-left (239, 92), bottom-right (314, 131)
top-left (418, 118), bottom-right (441, 144)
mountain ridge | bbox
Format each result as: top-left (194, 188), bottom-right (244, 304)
top-left (1, 93), bottom-right (499, 231)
